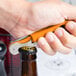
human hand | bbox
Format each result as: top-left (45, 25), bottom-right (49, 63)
top-left (38, 21), bottom-right (76, 55)
top-left (0, 0), bottom-right (66, 38)
top-left (30, 0), bottom-right (76, 55)
top-left (1, 0), bottom-right (76, 55)
top-left (0, 0), bottom-right (32, 38)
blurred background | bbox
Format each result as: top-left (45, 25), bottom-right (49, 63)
top-left (27, 0), bottom-right (76, 5)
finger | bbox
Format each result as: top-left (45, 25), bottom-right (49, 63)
top-left (46, 32), bottom-right (72, 54)
top-left (55, 27), bottom-right (76, 48)
top-left (65, 21), bottom-right (76, 36)
top-left (38, 37), bottom-right (56, 55)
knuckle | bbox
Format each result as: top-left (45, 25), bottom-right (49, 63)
top-left (73, 31), bottom-right (76, 36)
top-left (53, 46), bottom-right (61, 52)
top-left (62, 38), bottom-right (70, 46)
top-left (63, 40), bottom-right (71, 48)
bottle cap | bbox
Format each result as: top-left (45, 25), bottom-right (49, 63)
top-left (19, 46), bottom-right (37, 55)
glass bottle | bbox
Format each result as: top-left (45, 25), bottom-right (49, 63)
top-left (19, 46), bottom-right (37, 76)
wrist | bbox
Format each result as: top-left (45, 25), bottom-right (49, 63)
top-left (0, 0), bottom-right (32, 32)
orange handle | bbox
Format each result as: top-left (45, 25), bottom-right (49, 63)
top-left (11, 20), bottom-right (69, 44)
top-left (30, 20), bottom-right (69, 42)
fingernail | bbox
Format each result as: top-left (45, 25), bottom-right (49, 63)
top-left (48, 33), bottom-right (54, 42)
top-left (67, 24), bottom-right (74, 30)
top-left (39, 37), bottom-right (45, 45)
top-left (56, 29), bottom-right (63, 37)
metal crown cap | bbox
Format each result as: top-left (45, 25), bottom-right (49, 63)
top-left (19, 46), bottom-right (37, 55)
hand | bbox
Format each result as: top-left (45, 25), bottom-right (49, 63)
top-left (0, 0), bottom-right (76, 55)
top-left (30, 0), bottom-right (76, 55)
top-left (0, 0), bottom-right (66, 38)
top-left (38, 21), bottom-right (76, 55)
top-left (0, 0), bottom-right (32, 38)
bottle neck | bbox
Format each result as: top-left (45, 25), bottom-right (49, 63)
top-left (22, 59), bottom-right (37, 76)
top-left (20, 54), bottom-right (37, 76)
top-left (19, 46), bottom-right (37, 76)
top-left (20, 54), bottom-right (37, 61)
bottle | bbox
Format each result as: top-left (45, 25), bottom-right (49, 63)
top-left (19, 46), bottom-right (38, 76)
top-left (0, 41), bottom-right (7, 76)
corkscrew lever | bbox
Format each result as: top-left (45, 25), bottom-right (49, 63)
top-left (9, 20), bottom-right (69, 55)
